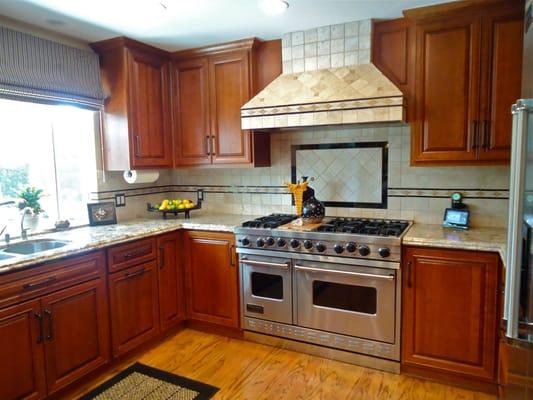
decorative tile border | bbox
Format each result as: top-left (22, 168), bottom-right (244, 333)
top-left (388, 188), bottom-right (509, 200)
top-left (91, 185), bottom-right (509, 203)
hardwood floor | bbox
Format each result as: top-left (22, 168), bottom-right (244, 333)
top-left (63, 329), bottom-right (496, 400)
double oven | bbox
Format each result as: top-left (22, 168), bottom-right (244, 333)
top-left (238, 248), bottom-right (401, 365)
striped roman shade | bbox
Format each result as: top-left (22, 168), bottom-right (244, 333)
top-left (0, 26), bottom-right (105, 108)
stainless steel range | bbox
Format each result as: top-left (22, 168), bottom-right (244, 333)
top-left (235, 214), bottom-right (412, 373)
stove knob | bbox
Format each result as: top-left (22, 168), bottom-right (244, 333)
top-left (303, 240), bottom-right (313, 250)
top-left (334, 244), bottom-right (344, 254)
top-left (256, 238), bottom-right (265, 248)
top-left (277, 238), bottom-right (286, 247)
top-left (290, 239), bottom-right (300, 249)
top-left (358, 245), bottom-right (370, 256)
top-left (241, 237), bottom-right (250, 246)
top-left (378, 247), bottom-right (391, 258)
top-left (345, 242), bottom-right (357, 253)
top-left (266, 237), bottom-right (275, 246)
top-left (316, 243), bottom-right (327, 253)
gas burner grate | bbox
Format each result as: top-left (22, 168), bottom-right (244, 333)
top-left (242, 214), bottom-right (297, 229)
top-left (316, 218), bottom-right (410, 237)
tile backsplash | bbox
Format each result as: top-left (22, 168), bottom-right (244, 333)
top-left (100, 124), bottom-right (510, 228)
top-left (281, 20), bottom-right (372, 73)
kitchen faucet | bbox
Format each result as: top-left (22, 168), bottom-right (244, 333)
top-left (0, 201), bottom-right (15, 242)
top-left (20, 207), bottom-right (32, 240)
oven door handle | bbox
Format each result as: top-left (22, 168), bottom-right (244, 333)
top-left (240, 258), bottom-right (290, 269)
top-left (294, 265), bottom-right (395, 281)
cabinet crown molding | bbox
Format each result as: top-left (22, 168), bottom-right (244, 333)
top-left (90, 36), bottom-right (170, 58)
top-left (171, 37), bottom-right (262, 60)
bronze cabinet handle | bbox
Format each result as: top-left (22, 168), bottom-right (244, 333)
top-left (159, 246), bottom-right (165, 269)
top-left (206, 135), bottom-right (211, 155)
top-left (34, 312), bottom-right (44, 344)
top-left (407, 261), bottom-right (413, 288)
top-left (124, 268), bottom-right (147, 279)
top-left (484, 120), bottom-right (491, 150)
top-left (123, 248), bottom-right (150, 260)
top-left (211, 135), bottom-right (216, 156)
top-left (23, 277), bottom-right (57, 291)
top-left (470, 121), bottom-right (478, 150)
top-left (44, 309), bottom-right (53, 341)
top-left (134, 135), bottom-right (142, 157)
top-left (229, 244), bottom-right (236, 267)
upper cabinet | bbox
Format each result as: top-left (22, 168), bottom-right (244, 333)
top-left (92, 38), bottom-right (173, 170)
top-left (406, 0), bottom-right (523, 165)
top-left (171, 39), bottom-right (279, 167)
top-left (372, 18), bottom-right (415, 120)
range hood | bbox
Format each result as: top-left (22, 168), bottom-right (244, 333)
top-left (241, 22), bottom-right (404, 130)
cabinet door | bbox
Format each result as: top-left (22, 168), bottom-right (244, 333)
top-left (127, 48), bottom-right (172, 169)
top-left (157, 233), bottom-right (184, 331)
top-left (108, 261), bottom-right (160, 357)
top-left (402, 247), bottom-right (499, 381)
top-left (0, 300), bottom-right (45, 400)
top-left (41, 278), bottom-right (110, 394)
top-left (411, 16), bottom-right (482, 164)
top-left (478, 9), bottom-right (523, 161)
top-left (184, 231), bottom-right (239, 327)
top-left (208, 50), bottom-right (252, 165)
top-left (172, 58), bottom-right (212, 166)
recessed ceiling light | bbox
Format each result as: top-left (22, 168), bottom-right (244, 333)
top-left (259, 0), bottom-right (289, 16)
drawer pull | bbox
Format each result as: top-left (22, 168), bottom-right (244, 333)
top-left (34, 312), bottom-right (44, 343)
top-left (23, 277), bottom-right (57, 291)
top-left (44, 309), bottom-right (53, 340)
top-left (124, 268), bottom-right (147, 279)
top-left (123, 249), bottom-right (150, 260)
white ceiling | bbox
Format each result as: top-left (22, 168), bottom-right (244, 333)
top-left (0, 0), bottom-right (451, 51)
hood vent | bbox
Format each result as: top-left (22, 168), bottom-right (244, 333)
top-left (241, 21), bottom-right (404, 130)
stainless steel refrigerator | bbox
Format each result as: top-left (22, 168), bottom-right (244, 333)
top-left (503, 0), bottom-right (533, 397)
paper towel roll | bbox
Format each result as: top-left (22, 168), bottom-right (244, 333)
top-left (123, 170), bottom-right (159, 184)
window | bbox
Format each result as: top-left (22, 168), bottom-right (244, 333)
top-left (0, 98), bottom-right (99, 233)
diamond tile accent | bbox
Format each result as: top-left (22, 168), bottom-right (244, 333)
top-left (296, 147), bottom-right (382, 204)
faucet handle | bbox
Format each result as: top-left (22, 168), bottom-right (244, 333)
top-left (21, 229), bottom-right (28, 240)
top-left (4, 233), bottom-right (10, 245)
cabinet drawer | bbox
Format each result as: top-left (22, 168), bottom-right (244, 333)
top-left (107, 238), bottom-right (156, 273)
top-left (0, 252), bottom-right (104, 309)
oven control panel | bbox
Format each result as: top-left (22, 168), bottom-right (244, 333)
top-left (235, 234), bottom-right (401, 262)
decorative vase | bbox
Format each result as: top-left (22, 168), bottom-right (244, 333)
top-left (301, 182), bottom-right (325, 224)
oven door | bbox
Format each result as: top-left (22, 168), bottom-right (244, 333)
top-left (240, 254), bottom-right (293, 324)
top-left (294, 260), bottom-right (396, 343)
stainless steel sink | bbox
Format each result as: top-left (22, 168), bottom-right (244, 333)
top-left (3, 239), bottom-right (70, 255)
top-left (0, 253), bottom-right (14, 261)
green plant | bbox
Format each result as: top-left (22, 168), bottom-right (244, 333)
top-left (17, 186), bottom-right (44, 214)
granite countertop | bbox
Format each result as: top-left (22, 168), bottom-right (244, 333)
top-left (0, 213), bottom-right (256, 275)
top-left (403, 223), bottom-right (507, 264)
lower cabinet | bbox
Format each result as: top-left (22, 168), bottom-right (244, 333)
top-left (108, 261), bottom-right (160, 357)
top-left (0, 252), bottom-right (109, 400)
top-left (157, 232), bottom-right (184, 331)
top-left (0, 299), bottom-right (46, 400)
top-left (402, 246), bottom-right (500, 387)
top-left (41, 278), bottom-right (110, 395)
top-left (183, 231), bottom-right (239, 328)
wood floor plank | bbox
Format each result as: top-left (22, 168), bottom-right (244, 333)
top-left (61, 329), bottom-right (497, 400)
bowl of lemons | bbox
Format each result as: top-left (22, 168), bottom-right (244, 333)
top-left (147, 198), bottom-right (200, 219)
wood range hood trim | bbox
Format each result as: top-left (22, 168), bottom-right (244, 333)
top-left (241, 63), bottom-right (405, 130)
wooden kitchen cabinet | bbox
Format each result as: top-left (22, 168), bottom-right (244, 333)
top-left (183, 231), bottom-right (239, 328)
top-left (372, 18), bottom-right (414, 120)
top-left (91, 37), bottom-right (173, 170)
top-left (0, 299), bottom-right (46, 400)
top-left (157, 232), bottom-right (184, 331)
top-left (0, 251), bottom-right (109, 400)
top-left (108, 260), bottom-right (160, 357)
top-left (171, 39), bottom-right (276, 167)
top-left (405, 0), bottom-right (523, 165)
top-left (402, 246), bottom-right (500, 390)
top-left (41, 278), bottom-right (109, 395)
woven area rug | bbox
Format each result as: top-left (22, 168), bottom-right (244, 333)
top-left (79, 363), bottom-right (219, 400)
